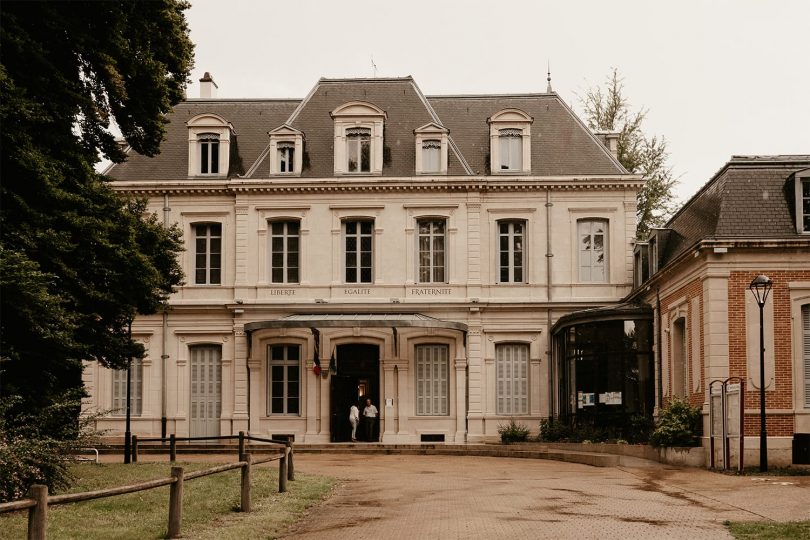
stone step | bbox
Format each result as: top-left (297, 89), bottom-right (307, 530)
top-left (102, 442), bottom-right (620, 467)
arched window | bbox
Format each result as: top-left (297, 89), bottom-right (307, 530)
top-left (268, 344), bottom-right (301, 415)
top-left (578, 219), bottom-right (608, 282)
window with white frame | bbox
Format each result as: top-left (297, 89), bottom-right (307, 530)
top-left (270, 221), bottom-right (299, 283)
top-left (802, 304), bottom-right (810, 407)
top-left (415, 344), bottom-right (449, 415)
top-left (198, 133), bottom-right (220, 175)
top-left (112, 359), bottom-right (142, 416)
top-left (498, 129), bottom-right (523, 171)
top-left (278, 142), bottom-right (295, 174)
top-left (331, 101), bottom-right (385, 176)
top-left (194, 223), bottom-right (222, 285)
top-left (414, 123), bottom-right (449, 175)
top-left (187, 113), bottom-right (231, 178)
top-left (268, 344), bottom-right (300, 415)
top-left (344, 220), bottom-right (373, 283)
top-left (496, 343), bottom-right (528, 415)
top-left (578, 219), bottom-right (608, 282)
top-left (346, 128), bottom-right (371, 173)
top-left (417, 219), bottom-right (446, 283)
top-left (422, 140), bottom-right (441, 173)
top-left (498, 220), bottom-right (525, 283)
top-left (488, 108), bottom-right (532, 174)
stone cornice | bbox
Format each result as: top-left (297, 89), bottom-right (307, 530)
top-left (111, 175), bottom-right (644, 195)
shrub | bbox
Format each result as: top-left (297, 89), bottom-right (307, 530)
top-left (0, 393), bottom-right (103, 501)
top-left (649, 398), bottom-right (702, 448)
top-left (498, 418), bottom-right (530, 444)
top-left (539, 414), bottom-right (654, 444)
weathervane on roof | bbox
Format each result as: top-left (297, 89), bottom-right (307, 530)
top-left (371, 56), bottom-right (378, 78)
top-left (547, 60), bottom-right (553, 93)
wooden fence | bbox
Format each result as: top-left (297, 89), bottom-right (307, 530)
top-left (0, 442), bottom-right (294, 540)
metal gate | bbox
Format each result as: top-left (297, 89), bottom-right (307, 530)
top-left (190, 345), bottom-right (222, 438)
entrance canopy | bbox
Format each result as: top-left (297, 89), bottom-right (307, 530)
top-left (245, 313), bottom-right (468, 333)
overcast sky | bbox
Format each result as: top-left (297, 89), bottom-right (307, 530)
top-left (185, 0), bottom-right (809, 203)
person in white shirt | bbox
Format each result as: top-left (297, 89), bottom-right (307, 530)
top-left (349, 403), bottom-right (360, 442)
top-left (362, 398), bottom-right (378, 442)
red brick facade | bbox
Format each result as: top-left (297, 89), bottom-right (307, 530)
top-left (661, 277), bottom-right (704, 408)
top-left (729, 270), bottom-right (810, 436)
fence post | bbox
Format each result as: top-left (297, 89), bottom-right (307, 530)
top-left (167, 466), bottom-right (184, 539)
top-left (286, 441), bottom-right (295, 481)
top-left (240, 453), bottom-right (251, 512)
top-left (238, 431), bottom-right (246, 461)
top-left (27, 484), bottom-right (47, 540)
top-left (278, 448), bottom-right (288, 493)
top-left (169, 434), bottom-right (176, 462)
top-left (132, 435), bottom-right (138, 463)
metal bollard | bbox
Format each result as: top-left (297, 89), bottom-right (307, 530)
top-left (132, 435), bottom-right (138, 463)
top-left (238, 431), bottom-right (246, 461)
top-left (169, 434), bottom-right (176, 462)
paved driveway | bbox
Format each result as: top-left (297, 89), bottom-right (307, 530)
top-left (283, 454), bottom-right (810, 539)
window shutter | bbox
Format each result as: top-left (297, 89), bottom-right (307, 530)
top-left (802, 304), bottom-right (810, 408)
top-left (496, 344), bottom-right (529, 415)
top-left (416, 344), bottom-right (449, 415)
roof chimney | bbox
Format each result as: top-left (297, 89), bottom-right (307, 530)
top-left (595, 131), bottom-right (620, 159)
top-left (199, 72), bottom-right (218, 99)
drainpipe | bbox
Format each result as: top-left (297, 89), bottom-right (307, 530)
top-left (545, 188), bottom-right (554, 419)
top-left (161, 193), bottom-right (170, 439)
top-left (655, 289), bottom-right (663, 414)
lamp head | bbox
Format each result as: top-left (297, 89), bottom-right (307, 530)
top-left (748, 274), bottom-right (772, 306)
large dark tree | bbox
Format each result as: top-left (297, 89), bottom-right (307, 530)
top-left (0, 1), bottom-right (193, 414)
top-left (581, 69), bottom-right (678, 239)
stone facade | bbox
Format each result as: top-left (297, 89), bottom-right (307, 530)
top-left (83, 76), bottom-right (641, 443)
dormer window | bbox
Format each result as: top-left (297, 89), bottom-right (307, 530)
top-left (187, 113), bottom-right (233, 177)
top-left (414, 122), bottom-right (449, 175)
top-left (794, 169), bottom-right (810, 233)
top-left (198, 133), bottom-right (220, 174)
top-left (268, 124), bottom-right (304, 176)
top-left (498, 129), bottom-right (523, 171)
top-left (331, 101), bottom-right (386, 176)
top-left (488, 109), bottom-right (532, 174)
top-left (278, 143), bottom-right (295, 173)
top-left (346, 128), bottom-right (371, 173)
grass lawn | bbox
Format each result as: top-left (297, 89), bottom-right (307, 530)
top-left (0, 461), bottom-right (336, 540)
top-left (727, 521), bottom-right (810, 539)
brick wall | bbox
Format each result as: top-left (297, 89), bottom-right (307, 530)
top-left (661, 277), bottom-right (704, 408)
top-left (729, 270), bottom-right (810, 436)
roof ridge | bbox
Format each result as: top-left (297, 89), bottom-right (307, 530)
top-left (319, 76), bottom-right (415, 83)
top-left (426, 93), bottom-right (556, 99)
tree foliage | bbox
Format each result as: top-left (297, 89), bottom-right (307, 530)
top-left (0, 1), bottom-right (192, 414)
top-left (581, 69), bottom-right (678, 239)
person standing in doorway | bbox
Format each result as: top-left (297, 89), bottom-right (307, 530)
top-left (363, 398), bottom-right (378, 442)
top-left (349, 402), bottom-right (360, 442)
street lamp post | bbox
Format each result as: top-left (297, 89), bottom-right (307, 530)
top-left (749, 274), bottom-right (772, 472)
top-left (124, 319), bottom-right (133, 464)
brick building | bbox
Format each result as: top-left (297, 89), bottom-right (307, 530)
top-left (625, 156), bottom-right (810, 465)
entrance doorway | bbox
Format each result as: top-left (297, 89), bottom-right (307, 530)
top-left (330, 344), bottom-right (380, 442)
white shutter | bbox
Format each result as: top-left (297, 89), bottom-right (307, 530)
top-left (112, 359), bottom-right (142, 416)
top-left (416, 345), bottom-right (449, 415)
top-left (190, 345), bottom-right (222, 437)
top-left (496, 344), bottom-right (529, 415)
top-left (802, 304), bottom-right (810, 408)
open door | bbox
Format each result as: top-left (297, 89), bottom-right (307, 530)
top-left (329, 344), bottom-right (379, 442)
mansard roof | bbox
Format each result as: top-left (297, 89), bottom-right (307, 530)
top-left (108, 99), bottom-right (299, 180)
top-left (656, 155), bottom-right (810, 267)
top-left (107, 76), bottom-right (628, 181)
